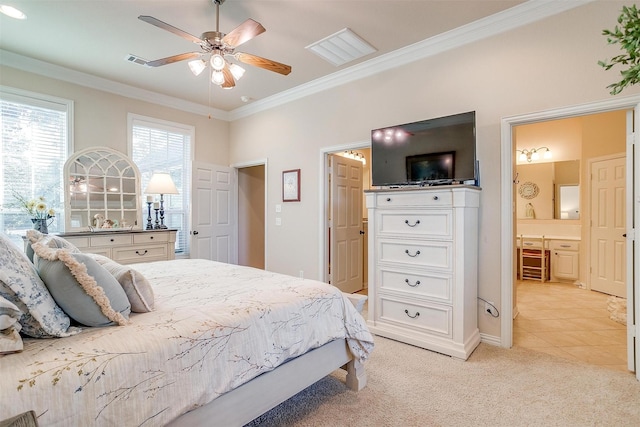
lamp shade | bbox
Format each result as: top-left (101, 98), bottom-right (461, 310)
top-left (145, 173), bottom-right (179, 194)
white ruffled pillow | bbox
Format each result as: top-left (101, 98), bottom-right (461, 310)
top-left (87, 254), bottom-right (155, 313)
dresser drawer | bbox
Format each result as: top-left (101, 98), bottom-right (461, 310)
top-left (376, 191), bottom-right (452, 207)
top-left (378, 210), bottom-right (452, 239)
top-left (378, 268), bottom-right (452, 303)
top-left (379, 239), bottom-right (452, 270)
top-left (549, 240), bottom-right (580, 251)
top-left (90, 234), bottom-right (133, 247)
top-left (112, 245), bottom-right (168, 264)
top-left (379, 297), bottom-right (452, 337)
top-left (63, 236), bottom-right (90, 249)
top-left (133, 232), bottom-right (170, 244)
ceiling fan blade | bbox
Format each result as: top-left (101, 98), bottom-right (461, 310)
top-left (222, 19), bottom-right (265, 48)
top-left (221, 64), bottom-right (236, 89)
top-left (145, 52), bottom-right (201, 67)
top-left (138, 15), bottom-right (203, 44)
top-left (235, 52), bottom-right (291, 75)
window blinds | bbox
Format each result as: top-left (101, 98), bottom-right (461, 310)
top-left (131, 118), bottom-right (192, 255)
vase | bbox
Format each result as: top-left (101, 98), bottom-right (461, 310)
top-left (31, 218), bottom-right (49, 234)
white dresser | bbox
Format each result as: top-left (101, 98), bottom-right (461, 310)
top-left (59, 229), bottom-right (177, 264)
top-left (365, 186), bottom-right (481, 360)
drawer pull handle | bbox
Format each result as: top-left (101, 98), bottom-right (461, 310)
top-left (404, 219), bottom-right (421, 227)
top-left (135, 250), bottom-right (148, 256)
top-left (110, 238), bottom-right (115, 242)
top-left (405, 279), bottom-right (421, 287)
top-left (560, 244), bottom-right (570, 248)
top-left (404, 309), bottom-right (420, 319)
top-left (150, 236), bottom-right (154, 240)
top-left (433, 196), bottom-right (439, 201)
top-left (405, 249), bottom-right (421, 257)
top-left (524, 242), bottom-right (533, 246)
top-left (386, 197), bottom-right (391, 202)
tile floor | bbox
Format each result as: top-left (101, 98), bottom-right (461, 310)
top-left (514, 280), bottom-right (628, 372)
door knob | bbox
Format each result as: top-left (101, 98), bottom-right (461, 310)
top-left (360, 230), bottom-right (365, 235)
top-left (192, 230), bottom-right (199, 235)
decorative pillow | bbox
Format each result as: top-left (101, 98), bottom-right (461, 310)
top-left (26, 230), bottom-right (80, 262)
top-left (0, 233), bottom-right (73, 338)
top-left (32, 242), bottom-right (131, 327)
top-left (0, 296), bottom-right (23, 354)
top-left (88, 254), bottom-right (155, 313)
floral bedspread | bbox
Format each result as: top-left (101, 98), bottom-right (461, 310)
top-left (0, 259), bottom-right (374, 426)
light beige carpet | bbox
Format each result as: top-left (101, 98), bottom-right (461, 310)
top-left (247, 337), bottom-right (640, 426)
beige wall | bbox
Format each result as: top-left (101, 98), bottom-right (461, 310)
top-left (228, 1), bottom-right (640, 338)
top-left (0, 66), bottom-right (229, 163)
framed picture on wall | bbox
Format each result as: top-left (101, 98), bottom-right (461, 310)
top-left (282, 169), bottom-right (300, 202)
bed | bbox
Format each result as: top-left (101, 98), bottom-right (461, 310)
top-left (0, 232), bottom-right (374, 426)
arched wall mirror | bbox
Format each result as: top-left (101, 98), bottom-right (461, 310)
top-left (516, 160), bottom-right (580, 220)
top-left (64, 147), bottom-right (141, 231)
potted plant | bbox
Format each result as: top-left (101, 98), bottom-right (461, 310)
top-left (598, 4), bottom-right (640, 95)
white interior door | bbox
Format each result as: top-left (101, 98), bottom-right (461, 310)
top-left (191, 162), bottom-right (237, 263)
top-left (590, 155), bottom-right (626, 298)
top-left (329, 154), bottom-right (363, 293)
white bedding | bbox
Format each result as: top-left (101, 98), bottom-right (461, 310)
top-left (0, 259), bottom-right (374, 426)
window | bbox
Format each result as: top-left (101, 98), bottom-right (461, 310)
top-left (128, 114), bottom-right (192, 255)
top-left (0, 87), bottom-right (73, 247)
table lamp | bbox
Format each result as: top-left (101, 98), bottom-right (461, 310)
top-left (144, 172), bottom-right (179, 229)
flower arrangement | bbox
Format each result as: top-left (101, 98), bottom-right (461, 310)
top-left (13, 192), bottom-right (56, 220)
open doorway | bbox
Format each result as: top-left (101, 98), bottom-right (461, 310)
top-left (319, 145), bottom-right (371, 293)
top-left (237, 163), bottom-right (266, 269)
top-left (501, 97), bottom-right (640, 380)
top-left (513, 111), bottom-right (627, 371)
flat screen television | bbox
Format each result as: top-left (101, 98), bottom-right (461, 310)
top-left (371, 111), bottom-right (476, 186)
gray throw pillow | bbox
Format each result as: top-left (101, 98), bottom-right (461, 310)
top-left (33, 243), bottom-right (131, 328)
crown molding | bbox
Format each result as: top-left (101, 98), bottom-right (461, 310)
top-left (0, 49), bottom-right (230, 121)
top-left (229, 0), bottom-right (595, 120)
top-left (0, 0), bottom-right (593, 122)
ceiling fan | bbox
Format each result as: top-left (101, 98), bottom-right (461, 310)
top-left (135, 0), bottom-right (291, 89)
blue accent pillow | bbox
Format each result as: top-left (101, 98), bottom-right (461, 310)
top-left (33, 244), bottom-right (131, 327)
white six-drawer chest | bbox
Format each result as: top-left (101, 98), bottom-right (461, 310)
top-left (365, 186), bottom-right (481, 359)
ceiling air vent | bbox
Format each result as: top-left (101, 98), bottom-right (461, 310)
top-left (125, 54), bottom-right (148, 66)
top-left (305, 28), bottom-right (376, 67)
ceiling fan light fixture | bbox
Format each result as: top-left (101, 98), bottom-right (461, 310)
top-left (210, 53), bottom-right (225, 71)
top-left (0, 5), bottom-right (26, 19)
top-left (229, 63), bottom-right (245, 80)
top-left (211, 70), bottom-right (225, 85)
top-left (188, 59), bottom-right (207, 76)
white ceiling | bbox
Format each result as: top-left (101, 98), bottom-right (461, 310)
top-left (0, 1), bottom-right (529, 113)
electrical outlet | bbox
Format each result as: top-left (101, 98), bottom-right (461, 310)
top-left (484, 301), bottom-right (495, 315)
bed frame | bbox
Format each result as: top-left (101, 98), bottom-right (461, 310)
top-left (167, 293), bottom-right (368, 427)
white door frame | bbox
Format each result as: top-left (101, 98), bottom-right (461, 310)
top-left (500, 96), bottom-right (640, 364)
top-left (319, 141), bottom-right (369, 283)
top-left (232, 158), bottom-right (269, 270)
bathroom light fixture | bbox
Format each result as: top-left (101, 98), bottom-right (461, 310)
top-left (517, 147), bottom-right (552, 163)
top-left (342, 150), bottom-right (366, 165)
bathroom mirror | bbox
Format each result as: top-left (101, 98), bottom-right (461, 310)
top-left (516, 160), bottom-right (580, 220)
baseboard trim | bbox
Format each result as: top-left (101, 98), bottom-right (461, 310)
top-left (480, 333), bottom-right (502, 347)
